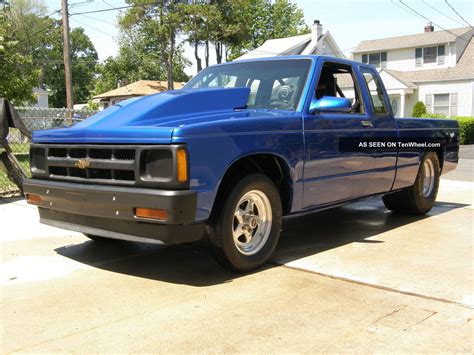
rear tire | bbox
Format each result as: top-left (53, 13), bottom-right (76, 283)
top-left (207, 174), bottom-right (282, 272)
top-left (383, 151), bottom-right (440, 215)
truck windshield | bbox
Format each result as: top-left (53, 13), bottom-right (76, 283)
top-left (184, 59), bottom-right (312, 111)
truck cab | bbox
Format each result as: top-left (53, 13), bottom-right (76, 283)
top-left (24, 56), bottom-right (459, 271)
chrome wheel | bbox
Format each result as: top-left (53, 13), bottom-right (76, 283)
top-left (232, 190), bottom-right (272, 256)
top-left (422, 159), bottom-right (435, 197)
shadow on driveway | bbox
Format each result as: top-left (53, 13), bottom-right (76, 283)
top-left (55, 198), bottom-right (468, 287)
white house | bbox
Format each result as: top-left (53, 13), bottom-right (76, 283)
top-left (352, 24), bottom-right (474, 117)
top-left (236, 20), bottom-right (345, 61)
top-left (32, 87), bottom-right (49, 108)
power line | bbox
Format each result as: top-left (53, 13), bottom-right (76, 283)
top-left (396, 0), bottom-right (471, 43)
top-left (421, 0), bottom-right (465, 27)
top-left (444, 0), bottom-right (472, 27)
top-left (69, 2), bottom-right (158, 16)
top-left (72, 16), bottom-right (116, 37)
top-left (77, 12), bottom-right (117, 26)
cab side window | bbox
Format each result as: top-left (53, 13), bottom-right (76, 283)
top-left (315, 62), bottom-right (364, 114)
top-left (361, 67), bottom-right (388, 115)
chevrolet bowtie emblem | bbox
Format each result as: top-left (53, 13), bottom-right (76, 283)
top-left (74, 158), bottom-right (91, 169)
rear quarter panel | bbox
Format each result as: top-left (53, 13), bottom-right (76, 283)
top-left (393, 117), bottom-right (459, 190)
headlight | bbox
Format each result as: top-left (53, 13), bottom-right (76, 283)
top-left (139, 146), bottom-right (189, 187)
top-left (140, 149), bottom-right (173, 181)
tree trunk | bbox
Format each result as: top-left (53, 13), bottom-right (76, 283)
top-left (205, 39), bottom-right (209, 68)
top-left (194, 42), bottom-right (202, 72)
top-left (168, 30), bottom-right (175, 91)
top-left (215, 42), bottom-right (222, 64)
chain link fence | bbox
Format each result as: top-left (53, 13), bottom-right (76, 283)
top-left (0, 107), bottom-right (98, 196)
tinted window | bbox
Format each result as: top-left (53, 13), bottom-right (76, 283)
top-left (361, 68), bottom-right (388, 115)
top-left (184, 59), bottom-right (311, 111)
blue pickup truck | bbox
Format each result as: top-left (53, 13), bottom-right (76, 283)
top-left (24, 56), bottom-right (459, 271)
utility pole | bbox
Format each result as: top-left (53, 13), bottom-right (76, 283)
top-left (61, 0), bottom-right (73, 120)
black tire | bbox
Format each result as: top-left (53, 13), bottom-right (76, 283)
top-left (207, 174), bottom-right (282, 272)
top-left (383, 151), bottom-right (440, 215)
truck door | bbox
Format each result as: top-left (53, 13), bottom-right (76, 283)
top-left (302, 59), bottom-right (376, 208)
top-left (358, 66), bottom-right (398, 194)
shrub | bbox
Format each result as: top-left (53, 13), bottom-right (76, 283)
top-left (412, 101), bottom-right (427, 117)
top-left (421, 114), bottom-right (474, 145)
top-left (456, 116), bottom-right (474, 145)
top-left (421, 113), bottom-right (446, 119)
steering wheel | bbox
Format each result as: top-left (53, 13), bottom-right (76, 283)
top-left (268, 85), bottom-right (294, 109)
top-left (268, 99), bottom-right (290, 109)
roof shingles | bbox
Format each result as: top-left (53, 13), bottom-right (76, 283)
top-left (93, 80), bottom-right (185, 99)
top-left (353, 27), bottom-right (472, 53)
top-left (386, 35), bottom-right (474, 84)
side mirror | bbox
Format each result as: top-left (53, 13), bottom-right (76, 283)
top-left (309, 96), bottom-right (352, 114)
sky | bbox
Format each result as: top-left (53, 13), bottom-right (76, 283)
top-left (43, 0), bottom-right (474, 76)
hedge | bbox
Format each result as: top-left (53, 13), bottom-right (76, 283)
top-left (421, 114), bottom-right (474, 145)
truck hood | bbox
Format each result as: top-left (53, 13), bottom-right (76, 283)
top-left (33, 87), bottom-right (250, 144)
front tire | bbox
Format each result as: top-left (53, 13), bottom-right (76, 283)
top-left (383, 151), bottom-right (440, 215)
top-left (207, 174), bottom-right (282, 272)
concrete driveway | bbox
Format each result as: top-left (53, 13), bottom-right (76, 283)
top-left (1, 146), bottom-right (473, 353)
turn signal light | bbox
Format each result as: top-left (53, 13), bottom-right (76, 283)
top-left (176, 149), bottom-right (188, 183)
top-left (26, 194), bottom-right (42, 205)
top-left (134, 208), bottom-right (168, 221)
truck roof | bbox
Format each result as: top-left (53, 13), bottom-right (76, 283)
top-left (212, 55), bottom-right (359, 68)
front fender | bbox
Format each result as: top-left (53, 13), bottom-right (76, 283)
top-left (173, 120), bottom-right (304, 221)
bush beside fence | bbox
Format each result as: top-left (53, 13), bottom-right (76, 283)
top-left (421, 114), bottom-right (474, 145)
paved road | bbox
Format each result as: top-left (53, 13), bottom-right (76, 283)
top-left (1, 147), bottom-right (473, 353)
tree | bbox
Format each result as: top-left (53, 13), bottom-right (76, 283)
top-left (120, 0), bottom-right (187, 90)
top-left (212, 0), bottom-right (250, 64)
top-left (183, 3), bottom-right (206, 72)
top-left (8, 0), bottom-right (99, 107)
top-left (93, 31), bottom-right (189, 95)
top-left (0, 3), bottom-right (41, 104)
top-left (43, 27), bottom-right (98, 107)
top-left (226, 0), bottom-right (309, 61)
top-left (412, 101), bottom-right (427, 117)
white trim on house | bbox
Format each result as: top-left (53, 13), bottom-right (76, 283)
top-left (235, 21), bottom-right (345, 61)
top-left (353, 26), bottom-right (474, 117)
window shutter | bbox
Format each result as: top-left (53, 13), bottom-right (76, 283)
top-left (425, 94), bottom-right (433, 113)
top-left (362, 54), bottom-right (368, 64)
top-left (437, 45), bottom-right (445, 65)
top-left (416, 48), bottom-right (422, 67)
top-left (450, 93), bottom-right (457, 116)
top-left (381, 52), bottom-right (387, 69)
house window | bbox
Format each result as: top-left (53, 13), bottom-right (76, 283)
top-left (433, 94), bottom-right (450, 115)
top-left (423, 46), bottom-right (437, 64)
top-left (361, 52), bottom-right (387, 69)
top-left (425, 93), bottom-right (458, 116)
top-left (416, 45), bottom-right (445, 66)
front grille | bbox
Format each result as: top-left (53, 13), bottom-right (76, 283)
top-left (44, 145), bottom-right (137, 185)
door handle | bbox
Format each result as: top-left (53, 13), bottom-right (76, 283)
top-left (361, 121), bottom-right (373, 128)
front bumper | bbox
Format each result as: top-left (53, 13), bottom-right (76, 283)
top-left (23, 179), bottom-right (205, 244)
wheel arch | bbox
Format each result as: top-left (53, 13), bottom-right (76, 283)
top-left (421, 147), bottom-right (444, 172)
top-left (211, 153), bottom-right (295, 218)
